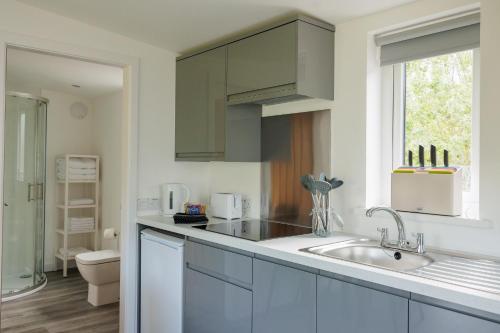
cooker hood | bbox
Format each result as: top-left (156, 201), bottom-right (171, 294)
top-left (227, 83), bottom-right (314, 106)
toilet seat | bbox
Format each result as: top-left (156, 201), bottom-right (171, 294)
top-left (76, 250), bottom-right (120, 265)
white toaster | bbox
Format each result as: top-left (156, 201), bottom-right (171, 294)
top-left (210, 193), bottom-right (243, 220)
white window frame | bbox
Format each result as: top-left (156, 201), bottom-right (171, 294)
top-left (382, 48), bottom-right (480, 218)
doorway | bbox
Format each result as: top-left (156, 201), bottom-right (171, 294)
top-left (1, 47), bottom-right (125, 332)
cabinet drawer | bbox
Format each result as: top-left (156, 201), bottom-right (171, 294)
top-left (185, 240), bottom-right (252, 287)
top-left (184, 268), bottom-right (252, 333)
top-left (410, 301), bottom-right (500, 333)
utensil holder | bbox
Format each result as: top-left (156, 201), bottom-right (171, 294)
top-left (311, 193), bottom-right (332, 237)
top-left (312, 191), bottom-right (343, 237)
top-left (312, 207), bottom-right (329, 237)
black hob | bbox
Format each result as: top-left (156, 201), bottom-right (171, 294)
top-left (192, 219), bottom-right (312, 241)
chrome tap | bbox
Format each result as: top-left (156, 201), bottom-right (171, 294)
top-left (414, 232), bottom-right (425, 254)
top-left (366, 207), bottom-right (407, 247)
top-left (366, 206), bottom-right (426, 254)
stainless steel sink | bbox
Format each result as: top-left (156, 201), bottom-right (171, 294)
top-left (301, 238), bottom-right (434, 271)
top-left (301, 237), bottom-right (500, 295)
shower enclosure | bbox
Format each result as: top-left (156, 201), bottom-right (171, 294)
top-left (2, 92), bottom-right (48, 301)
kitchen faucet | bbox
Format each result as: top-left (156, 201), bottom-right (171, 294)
top-left (366, 206), bottom-right (425, 254)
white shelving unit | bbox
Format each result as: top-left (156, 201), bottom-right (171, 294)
top-left (55, 154), bottom-right (100, 277)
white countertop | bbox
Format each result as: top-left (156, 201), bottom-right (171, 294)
top-left (137, 215), bottom-right (500, 315)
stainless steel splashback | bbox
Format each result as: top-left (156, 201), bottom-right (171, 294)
top-left (261, 110), bottom-right (331, 227)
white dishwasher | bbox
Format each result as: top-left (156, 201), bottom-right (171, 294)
top-left (141, 229), bottom-right (184, 333)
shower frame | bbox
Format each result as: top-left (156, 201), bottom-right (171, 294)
top-left (1, 91), bottom-right (48, 301)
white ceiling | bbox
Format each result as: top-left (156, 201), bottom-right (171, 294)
top-left (6, 48), bottom-right (123, 99)
top-left (18, 0), bottom-right (416, 53)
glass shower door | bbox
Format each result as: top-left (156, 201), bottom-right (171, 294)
top-left (2, 94), bottom-right (47, 298)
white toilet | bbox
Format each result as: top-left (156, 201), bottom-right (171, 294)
top-left (76, 249), bottom-right (120, 306)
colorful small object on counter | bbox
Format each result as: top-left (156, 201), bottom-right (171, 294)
top-left (393, 166), bottom-right (459, 174)
top-left (184, 203), bottom-right (207, 215)
top-left (393, 168), bottom-right (417, 173)
top-left (427, 167), bottom-right (458, 174)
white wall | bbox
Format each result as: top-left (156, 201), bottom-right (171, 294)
top-left (5, 80), bottom-right (41, 97)
top-left (94, 91), bottom-right (123, 250)
top-left (207, 162), bottom-right (261, 218)
top-left (43, 89), bottom-right (95, 271)
top-left (332, 0), bottom-right (500, 257)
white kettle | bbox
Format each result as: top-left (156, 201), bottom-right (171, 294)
top-left (160, 183), bottom-right (190, 216)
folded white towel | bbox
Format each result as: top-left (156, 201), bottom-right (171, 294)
top-left (70, 226), bottom-right (95, 232)
top-left (70, 222), bottom-right (95, 230)
top-left (70, 217), bottom-right (95, 223)
top-left (70, 222), bottom-right (94, 226)
top-left (59, 247), bottom-right (91, 257)
top-left (68, 198), bottom-right (94, 206)
top-left (57, 158), bottom-right (96, 169)
top-left (57, 173), bottom-right (96, 181)
top-left (57, 167), bottom-right (96, 175)
top-left (70, 222), bottom-right (95, 227)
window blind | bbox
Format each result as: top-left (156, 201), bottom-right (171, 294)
top-left (375, 11), bottom-right (480, 66)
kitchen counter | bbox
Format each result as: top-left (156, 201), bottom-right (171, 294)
top-left (137, 215), bottom-right (500, 315)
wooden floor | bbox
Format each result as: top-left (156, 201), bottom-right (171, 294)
top-left (1, 269), bottom-right (119, 333)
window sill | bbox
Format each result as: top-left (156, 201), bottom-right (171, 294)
top-left (357, 207), bottom-right (493, 229)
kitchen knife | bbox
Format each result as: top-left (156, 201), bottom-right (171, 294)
top-left (444, 150), bottom-right (449, 167)
top-left (430, 145), bottom-right (436, 167)
top-left (408, 150), bottom-right (413, 167)
top-left (419, 145), bottom-right (425, 168)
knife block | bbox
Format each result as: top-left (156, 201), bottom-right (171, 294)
top-left (391, 169), bottom-right (462, 216)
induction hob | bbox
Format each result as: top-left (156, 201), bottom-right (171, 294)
top-left (192, 219), bottom-right (312, 241)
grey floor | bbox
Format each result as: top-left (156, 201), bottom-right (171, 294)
top-left (1, 269), bottom-right (119, 333)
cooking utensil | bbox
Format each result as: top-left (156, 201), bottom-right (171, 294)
top-left (314, 180), bottom-right (332, 231)
top-left (300, 175), bottom-right (316, 194)
top-left (419, 145), bottom-right (425, 167)
top-left (430, 145), bottom-right (436, 167)
top-left (314, 180), bottom-right (332, 195)
top-left (326, 177), bottom-right (344, 190)
top-left (301, 175), bottom-right (322, 230)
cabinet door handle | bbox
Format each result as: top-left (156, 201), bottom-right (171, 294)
top-left (27, 183), bottom-right (35, 202)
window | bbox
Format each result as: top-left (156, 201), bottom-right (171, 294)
top-left (374, 10), bottom-right (481, 218)
top-left (388, 49), bottom-right (480, 218)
